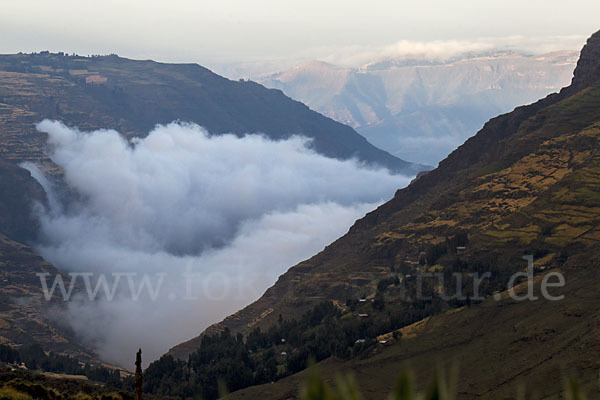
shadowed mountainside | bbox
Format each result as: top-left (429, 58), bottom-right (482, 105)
top-left (0, 160), bottom-right (46, 243)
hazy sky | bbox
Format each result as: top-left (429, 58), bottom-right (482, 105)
top-left (2, 0), bottom-right (599, 65)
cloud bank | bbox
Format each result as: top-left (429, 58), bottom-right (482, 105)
top-left (348, 35), bottom-right (585, 67)
top-left (27, 120), bottom-right (410, 366)
top-left (217, 35), bottom-right (585, 79)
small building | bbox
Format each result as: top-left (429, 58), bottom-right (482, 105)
top-left (85, 74), bottom-right (108, 84)
top-left (358, 313), bottom-right (369, 318)
top-left (355, 339), bottom-right (366, 344)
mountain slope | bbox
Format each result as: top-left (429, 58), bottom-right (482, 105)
top-left (168, 29), bottom-right (600, 391)
top-left (0, 232), bottom-right (98, 360)
top-left (257, 51), bottom-right (578, 165)
top-left (229, 265), bottom-right (600, 399)
top-left (0, 53), bottom-right (425, 174)
top-left (0, 161), bottom-right (98, 359)
top-left (0, 160), bottom-right (46, 243)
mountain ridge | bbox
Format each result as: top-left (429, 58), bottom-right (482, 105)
top-left (0, 53), bottom-right (426, 175)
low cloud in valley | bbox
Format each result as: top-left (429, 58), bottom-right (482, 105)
top-left (25, 120), bottom-right (410, 366)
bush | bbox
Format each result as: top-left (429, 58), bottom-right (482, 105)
top-left (298, 367), bottom-right (587, 400)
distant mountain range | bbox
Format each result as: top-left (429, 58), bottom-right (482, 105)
top-left (257, 51), bottom-right (578, 165)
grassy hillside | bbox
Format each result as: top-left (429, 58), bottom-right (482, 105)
top-left (168, 29), bottom-right (600, 358)
top-left (0, 367), bottom-right (172, 400)
top-left (230, 266), bottom-right (600, 399)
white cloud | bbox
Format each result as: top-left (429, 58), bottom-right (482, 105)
top-left (217, 35), bottom-right (586, 79)
top-left (27, 120), bottom-right (409, 366)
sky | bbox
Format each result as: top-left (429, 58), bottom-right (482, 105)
top-left (1, 0), bottom-right (599, 73)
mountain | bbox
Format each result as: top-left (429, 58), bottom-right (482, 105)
top-left (0, 52), bottom-right (429, 364)
top-left (230, 265), bottom-right (600, 399)
top-left (0, 232), bottom-right (98, 359)
top-left (0, 53), bottom-right (425, 175)
top-left (257, 51), bottom-right (578, 165)
top-left (166, 30), bottom-right (600, 397)
top-left (0, 160), bottom-right (98, 360)
top-left (0, 160), bottom-right (46, 243)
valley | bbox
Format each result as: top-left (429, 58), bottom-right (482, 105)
top-left (159, 30), bottom-right (600, 399)
top-left (0, 12), bottom-right (598, 400)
